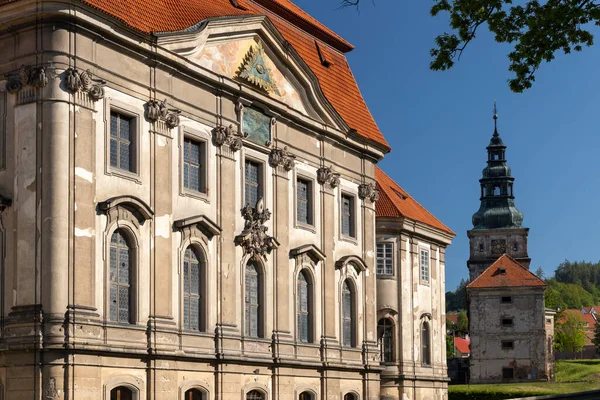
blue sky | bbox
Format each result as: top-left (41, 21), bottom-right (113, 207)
top-left (294, 0), bottom-right (600, 291)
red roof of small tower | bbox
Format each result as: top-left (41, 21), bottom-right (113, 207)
top-left (375, 167), bottom-right (455, 235)
top-left (467, 254), bottom-right (546, 289)
top-left (454, 337), bottom-right (470, 354)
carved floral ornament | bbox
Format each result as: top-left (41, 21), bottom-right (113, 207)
top-left (235, 198), bottom-right (279, 259)
top-left (268, 146), bottom-right (296, 171)
top-left (144, 98), bottom-right (181, 129)
top-left (211, 124), bottom-right (247, 152)
top-left (358, 182), bottom-right (380, 203)
top-left (316, 166), bottom-right (340, 188)
top-left (64, 68), bottom-right (106, 101)
top-left (5, 65), bottom-right (48, 94)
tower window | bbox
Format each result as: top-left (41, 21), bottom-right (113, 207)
top-left (513, 242), bottom-right (518, 251)
top-left (493, 186), bottom-right (501, 196)
top-left (479, 243), bottom-right (484, 252)
top-left (501, 296), bottom-right (512, 303)
top-left (501, 340), bottom-right (514, 350)
top-left (501, 317), bottom-right (514, 327)
top-left (493, 153), bottom-right (499, 160)
top-left (502, 367), bottom-right (515, 379)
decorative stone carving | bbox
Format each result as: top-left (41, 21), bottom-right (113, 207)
top-left (358, 182), bottom-right (380, 203)
top-left (268, 146), bottom-right (296, 171)
top-left (45, 377), bottom-right (58, 399)
top-left (237, 41), bottom-right (281, 95)
top-left (64, 68), bottom-right (106, 101)
top-left (316, 166), bottom-right (340, 188)
top-left (145, 98), bottom-right (181, 128)
top-left (235, 198), bottom-right (278, 258)
top-left (212, 124), bottom-right (247, 152)
top-left (5, 65), bottom-right (48, 94)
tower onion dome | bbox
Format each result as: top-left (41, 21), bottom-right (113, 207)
top-left (471, 108), bottom-right (524, 229)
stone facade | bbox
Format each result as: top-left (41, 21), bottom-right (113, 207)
top-left (0, 2), bottom-right (392, 399)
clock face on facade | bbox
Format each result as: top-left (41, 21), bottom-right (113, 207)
top-left (491, 239), bottom-right (507, 254)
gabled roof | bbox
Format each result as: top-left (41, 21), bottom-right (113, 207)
top-left (446, 313), bottom-right (458, 325)
top-left (7, 0), bottom-right (389, 150)
top-left (467, 254), bottom-right (546, 289)
top-left (375, 167), bottom-right (455, 235)
top-left (454, 337), bottom-right (470, 354)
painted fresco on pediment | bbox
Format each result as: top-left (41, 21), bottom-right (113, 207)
top-left (195, 38), bottom-right (307, 114)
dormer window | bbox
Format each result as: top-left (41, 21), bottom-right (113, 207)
top-left (499, 268), bottom-right (506, 275)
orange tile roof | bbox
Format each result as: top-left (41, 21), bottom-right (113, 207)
top-left (446, 313), bottom-right (458, 324)
top-left (467, 254), bottom-right (546, 289)
top-left (454, 337), bottom-right (470, 354)
top-left (7, 0), bottom-right (388, 150)
top-left (375, 167), bottom-right (455, 235)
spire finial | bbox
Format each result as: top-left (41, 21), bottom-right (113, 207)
top-left (493, 100), bottom-right (499, 135)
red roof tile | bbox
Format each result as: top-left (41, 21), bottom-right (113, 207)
top-left (467, 254), bottom-right (546, 289)
top-left (454, 337), bottom-right (470, 354)
top-left (7, 0), bottom-right (389, 149)
top-left (446, 313), bottom-right (458, 324)
top-left (375, 167), bottom-right (455, 235)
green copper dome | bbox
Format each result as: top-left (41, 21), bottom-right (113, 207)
top-left (471, 119), bottom-right (524, 230)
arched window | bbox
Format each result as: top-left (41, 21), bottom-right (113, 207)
top-left (297, 270), bottom-right (313, 343)
top-left (183, 246), bottom-right (205, 331)
top-left (422, 321), bottom-right (431, 365)
top-left (110, 230), bottom-right (133, 323)
top-left (245, 261), bottom-right (262, 338)
top-left (184, 388), bottom-right (206, 400)
top-left (299, 391), bottom-right (314, 400)
top-left (246, 390), bottom-right (264, 400)
top-left (110, 386), bottom-right (133, 400)
top-left (378, 318), bottom-right (394, 362)
top-left (343, 393), bottom-right (358, 400)
top-left (342, 280), bottom-right (355, 348)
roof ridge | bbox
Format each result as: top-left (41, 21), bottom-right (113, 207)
top-left (467, 254), bottom-right (546, 289)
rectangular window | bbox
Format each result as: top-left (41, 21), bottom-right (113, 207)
top-left (341, 194), bottom-right (355, 238)
top-left (244, 159), bottom-right (262, 208)
top-left (546, 318), bottom-right (552, 325)
top-left (376, 242), bottom-right (394, 275)
top-left (110, 111), bottom-right (135, 173)
top-left (501, 317), bottom-right (514, 327)
top-left (501, 340), bottom-right (514, 350)
top-left (502, 367), bottom-right (514, 379)
top-left (501, 296), bottom-right (512, 303)
top-left (296, 177), bottom-right (313, 226)
top-left (420, 249), bottom-right (430, 283)
top-left (183, 137), bottom-right (206, 193)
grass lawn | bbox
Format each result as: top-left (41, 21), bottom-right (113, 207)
top-left (448, 359), bottom-right (600, 400)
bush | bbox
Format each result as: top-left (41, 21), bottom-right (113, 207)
top-left (448, 388), bottom-right (548, 400)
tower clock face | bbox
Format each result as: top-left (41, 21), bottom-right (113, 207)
top-left (491, 239), bottom-right (507, 254)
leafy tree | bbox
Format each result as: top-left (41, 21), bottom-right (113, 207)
top-left (446, 278), bottom-right (468, 312)
top-left (535, 267), bottom-right (545, 279)
top-left (593, 318), bottom-right (600, 356)
top-left (555, 311), bottom-right (587, 355)
top-left (341, 0), bottom-right (600, 92)
top-left (457, 310), bottom-right (468, 334)
top-left (446, 334), bottom-right (455, 359)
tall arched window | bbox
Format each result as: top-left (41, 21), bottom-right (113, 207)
top-left (378, 318), bottom-right (394, 362)
top-left (342, 280), bottom-right (355, 348)
top-left (246, 390), bottom-right (264, 400)
top-left (422, 321), bottom-right (431, 365)
top-left (110, 386), bottom-right (133, 400)
top-left (110, 230), bottom-right (132, 323)
top-left (184, 388), bottom-right (206, 400)
top-left (245, 261), bottom-right (262, 338)
top-left (343, 393), bottom-right (358, 400)
top-left (297, 270), bottom-right (312, 343)
top-left (183, 246), bottom-right (205, 331)
top-left (299, 391), bottom-right (314, 400)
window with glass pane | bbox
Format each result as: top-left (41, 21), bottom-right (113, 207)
top-left (299, 392), bottom-right (313, 400)
top-left (341, 194), bottom-right (355, 237)
top-left (296, 178), bottom-right (312, 225)
top-left (184, 388), bottom-right (206, 400)
top-left (343, 394), bottom-right (357, 400)
top-left (342, 280), bottom-right (354, 347)
top-left (376, 242), bottom-right (393, 275)
top-left (246, 390), bottom-right (264, 400)
top-left (110, 230), bottom-right (132, 323)
top-left (245, 160), bottom-right (261, 208)
top-left (245, 262), bottom-right (261, 338)
top-left (420, 249), bottom-right (430, 283)
top-left (183, 138), bottom-right (206, 193)
top-left (297, 271), bottom-right (311, 343)
top-left (110, 386), bottom-right (133, 400)
top-left (378, 318), bottom-right (394, 362)
top-left (183, 247), bottom-right (203, 331)
top-left (422, 321), bottom-right (431, 365)
top-left (110, 112), bottom-right (134, 172)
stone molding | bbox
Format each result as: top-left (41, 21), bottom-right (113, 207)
top-left (97, 195), bottom-right (154, 227)
top-left (144, 98), bottom-right (181, 129)
top-left (64, 68), bottom-right (106, 101)
top-left (5, 64), bottom-right (48, 94)
top-left (211, 123), bottom-right (247, 153)
top-left (174, 214), bottom-right (221, 242)
top-left (316, 165), bottom-right (340, 188)
top-left (268, 146), bottom-right (296, 172)
top-left (358, 182), bottom-right (379, 203)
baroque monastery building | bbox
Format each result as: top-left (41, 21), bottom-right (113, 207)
top-left (0, 0), bottom-right (453, 399)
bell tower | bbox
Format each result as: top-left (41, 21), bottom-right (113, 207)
top-left (467, 104), bottom-right (530, 280)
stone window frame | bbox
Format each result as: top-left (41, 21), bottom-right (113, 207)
top-left (377, 316), bottom-right (395, 363)
top-left (179, 126), bottom-right (210, 202)
top-left (104, 98), bottom-right (143, 184)
top-left (295, 267), bottom-right (316, 344)
top-left (103, 376), bottom-right (144, 400)
top-left (501, 340), bottom-right (514, 350)
top-left (242, 256), bottom-right (267, 339)
top-left (241, 150), bottom-right (268, 209)
top-left (376, 239), bottom-right (395, 277)
top-left (107, 228), bottom-right (136, 324)
top-left (339, 190), bottom-right (357, 242)
top-left (342, 391), bottom-right (360, 400)
top-left (295, 387), bottom-right (318, 400)
top-left (178, 381), bottom-right (211, 400)
top-left (420, 313), bottom-right (433, 367)
top-left (340, 277), bottom-right (358, 348)
top-left (419, 246), bottom-right (431, 285)
top-left (336, 256), bottom-right (367, 349)
top-left (293, 170), bottom-right (316, 232)
top-left (241, 383), bottom-right (270, 400)
top-left (180, 243), bottom-right (208, 333)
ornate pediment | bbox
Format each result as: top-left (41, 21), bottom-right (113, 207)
top-left (237, 41), bottom-right (281, 96)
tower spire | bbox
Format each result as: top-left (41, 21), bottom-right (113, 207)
top-left (493, 100), bottom-right (498, 135)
